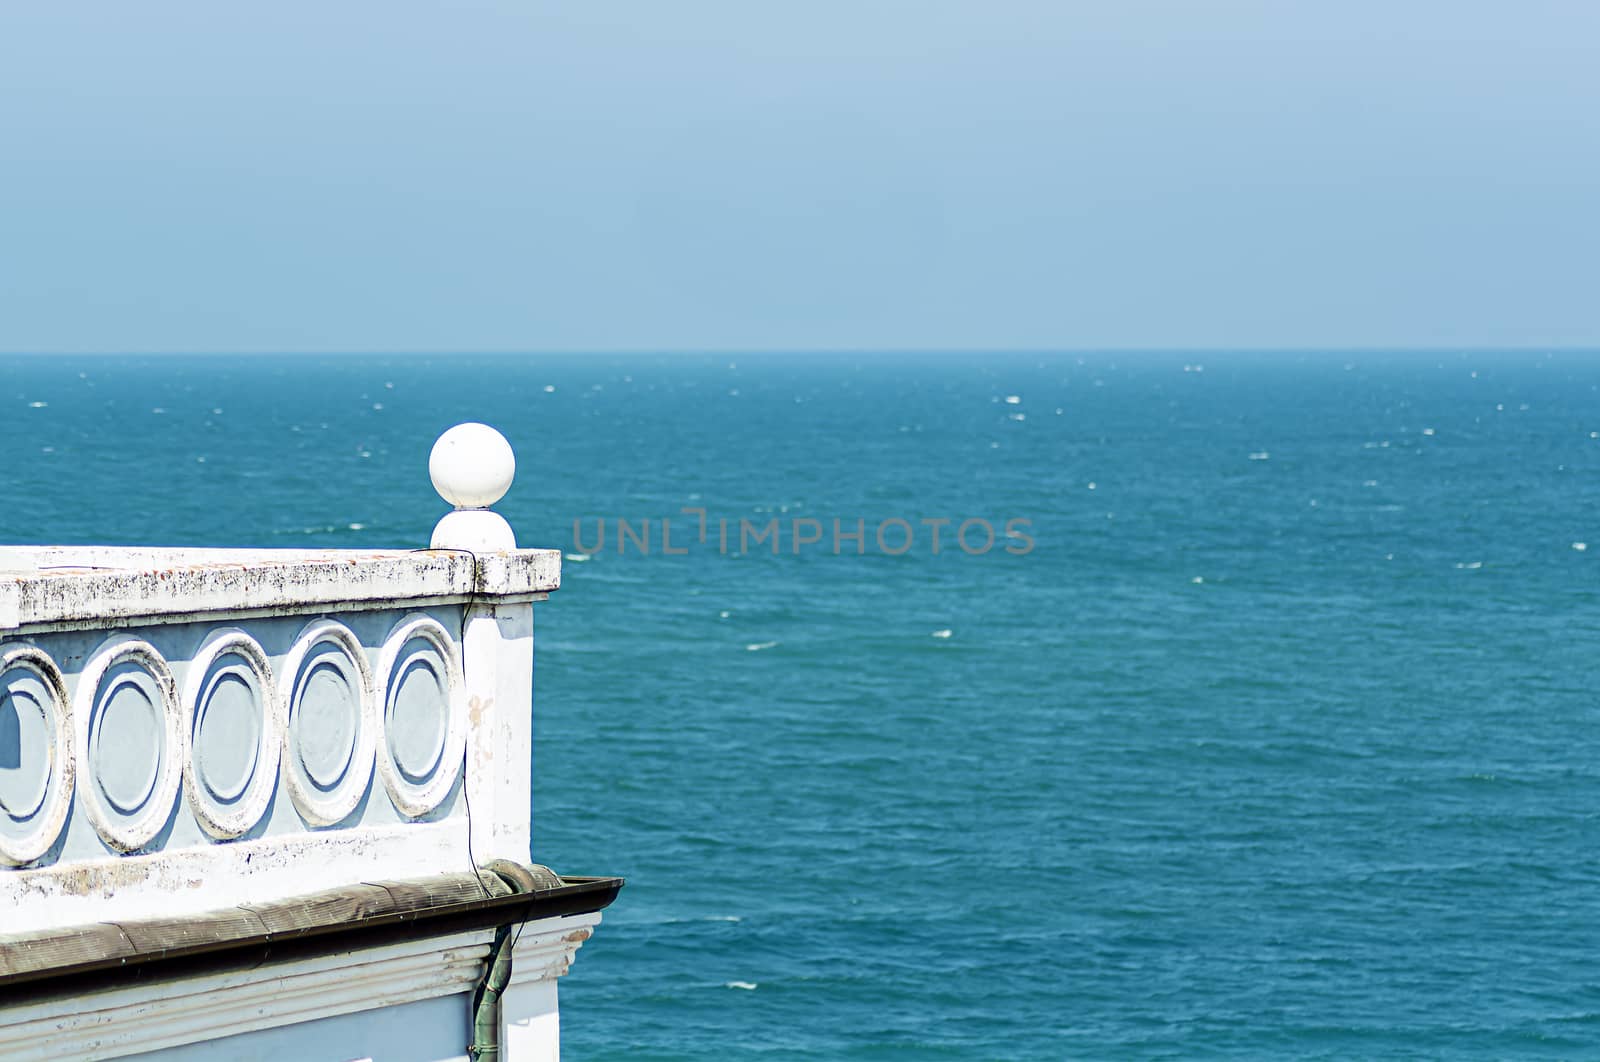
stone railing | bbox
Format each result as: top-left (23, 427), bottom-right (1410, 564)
top-left (0, 424), bottom-right (558, 935)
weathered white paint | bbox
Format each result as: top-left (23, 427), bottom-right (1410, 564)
top-left (73, 634), bottom-right (184, 854)
top-left (502, 981), bottom-right (562, 1062)
top-left (0, 642), bottom-right (73, 866)
top-left (0, 602), bottom-right (491, 925)
top-left (0, 547), bottom-right (559, 635)
top-left (179, 627), bottom-right (281, 841)
top-left (0, 930), bottom-right (489, 1061)
top-left (277, 617), bottom-right (378, 827)
top-left (464, 601), bottom-right (535, 865)
top-left (500, 912), bottom-right (604, 1061)
top-left (0, 425), bottom-right (605, 1061)
top-left (2, 818), bottom-right (472, 930)
top-left (0, 587), bottom-right (548, 925)
top-left (0, 912), bottom-right (602, 1062)
top-left (374, 613), bottom-right (468, 819)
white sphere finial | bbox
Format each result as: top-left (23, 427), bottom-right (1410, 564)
top-left (429, 422), bottom-right (515, 510)
top-left (429, 423), bottom-right (517, 552)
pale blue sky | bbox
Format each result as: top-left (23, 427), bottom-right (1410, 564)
top-left (2, 2), bottom-right (1597, 353)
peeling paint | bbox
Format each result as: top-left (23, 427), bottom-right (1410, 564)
top-left (1, 544), bottom-right (549, 953)
top-left (0, 548), bottom-right (560, 633)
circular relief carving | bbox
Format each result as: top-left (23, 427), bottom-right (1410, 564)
top-left (182, 630), bottom-right (280, 840)
top-left (280, 620), bottom-right (374, 827)
top-left (76, 636), bottom-right (182, 853)
top-left (0, 644), bottom-right (74, 867)
top-left (374, 615), bottom-right (466, 818)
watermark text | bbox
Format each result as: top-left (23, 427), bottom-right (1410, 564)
top-left (570, 510), bottom-right (1034, 557)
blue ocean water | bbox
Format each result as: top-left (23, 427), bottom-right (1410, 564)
top-left (5, 351), bottom-right (1600, 1058)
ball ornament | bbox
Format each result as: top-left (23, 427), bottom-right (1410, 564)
top-left (429, 423), bottom-right (515, 510)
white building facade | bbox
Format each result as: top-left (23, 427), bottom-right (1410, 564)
top-left (0, 425), bottom-right (619, 1061)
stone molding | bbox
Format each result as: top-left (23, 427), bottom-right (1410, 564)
top-left (73, 635), bottom-right (184, 855)
top-left (180, 628), bottom-right (281, 841)
top-left (0, 547), bottom-right (560, 634)
top-left (279, 618), bottom-right (378, 828)
top-left (0, 912), bottom-right (603, 1062)
top-left (0, 643), bottom-right (73, 866)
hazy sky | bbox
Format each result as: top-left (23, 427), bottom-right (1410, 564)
top-left (2, 2), bottom-right (1597, 353)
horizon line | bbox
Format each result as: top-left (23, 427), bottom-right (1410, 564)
top-left (3, 345), bottom-right (1600, 358)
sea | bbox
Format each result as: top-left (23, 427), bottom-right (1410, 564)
top-left (4, 351), bottom-right (1600, 1059)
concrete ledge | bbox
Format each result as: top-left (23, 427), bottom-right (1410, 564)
top-left (0, 547), bottom-right (561, 633)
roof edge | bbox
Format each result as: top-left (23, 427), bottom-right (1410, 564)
top-left (0, 865), bottom-right (623, 996)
